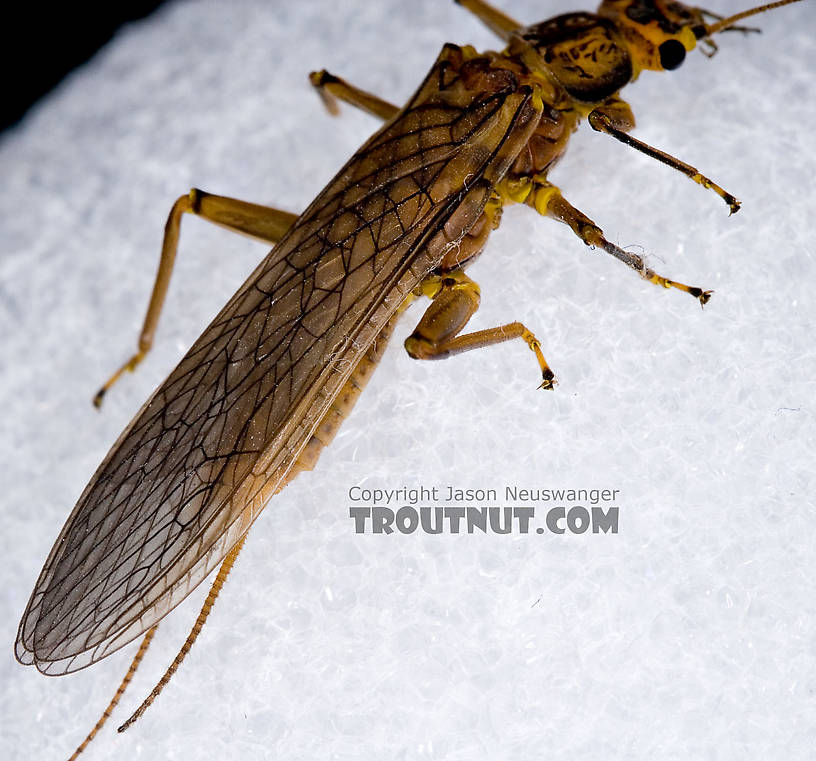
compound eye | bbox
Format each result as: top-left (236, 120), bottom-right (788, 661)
top-left (658, 39), bottom-right (686, 70)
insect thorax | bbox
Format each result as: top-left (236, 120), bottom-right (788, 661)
top-left (513, 13), bottom-right (634, 103)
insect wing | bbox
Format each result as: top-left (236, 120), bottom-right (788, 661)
top-left (16, 45), bottom-right (542, 675)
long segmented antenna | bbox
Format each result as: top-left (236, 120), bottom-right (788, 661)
top-left (705, 0), bottom-right (803, 35)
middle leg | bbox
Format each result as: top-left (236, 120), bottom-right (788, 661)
top-left (527, 182), bottom-right (713, 306)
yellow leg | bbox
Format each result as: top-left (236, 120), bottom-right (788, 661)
top-left (310, 0), bottom-right (526, 91)
top-left (405, 270), bottom-right (556, 389)
top-left (94, 190), bottom-right (299, 407)
top-left (527, 183), bottom-right (713, 307)
top-left (588, 108), bottom-right (740, 214)
top-left (454, 0), bottom-right (523, 41)
top-left (309, 69), bottom-right (399, 121)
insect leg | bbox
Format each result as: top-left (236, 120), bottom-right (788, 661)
top-left (587, 104), bottom-right (740, 214)
top-left (531, 184), bottom-right (712, 306)
top-left (453, 0), bottom-right (523, 41)
top-left (94, 190), bottom-right (299, 406)
top-left (405, 270), bottom-right (556, 389)
top-left (309, 70), bottom-right (399, 120)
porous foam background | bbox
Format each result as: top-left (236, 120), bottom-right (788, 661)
top-left (1, 1), bottom-right (815, 759)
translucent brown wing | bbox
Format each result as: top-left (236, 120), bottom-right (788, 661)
top-left (17, 45), bottom-right (543, 675)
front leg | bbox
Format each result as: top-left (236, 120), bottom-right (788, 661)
top-left (589, 98), bottom-right (740, 213)
top-left (591, 96), bottom-right (637, 131)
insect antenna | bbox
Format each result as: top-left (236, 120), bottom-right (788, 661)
top-left (117, 533), bottom-right (249, 733)
top-left (704, 0), bottom-right (803, 35)
top-left (699, 8), bottom-right (761, 34)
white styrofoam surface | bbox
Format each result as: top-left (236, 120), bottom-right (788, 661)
top-left (2, 1), bottom-right (815, 759)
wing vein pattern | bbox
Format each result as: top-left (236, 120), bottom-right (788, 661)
top-left (17, 46), bottom-right (541, 674)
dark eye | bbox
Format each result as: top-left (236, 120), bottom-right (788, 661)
top-left (659, 39), bottom-right (686, 70)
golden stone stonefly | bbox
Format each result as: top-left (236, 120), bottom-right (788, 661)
top-left (15, 0), bottom-right (804, 757)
